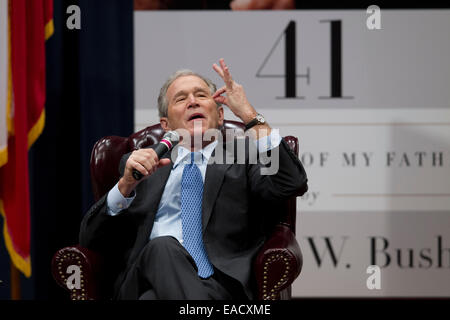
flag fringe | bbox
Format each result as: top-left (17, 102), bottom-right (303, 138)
top-left (27, 110), bottom-right (45, 148)
top-left (27, 16), bottom-right (52, 147)
top-left (0, 148), bottom-right (7, 168)
top-left (0, 200), bottom-right (31, 278)
top-left (44, 19), bottom-right (53, 41)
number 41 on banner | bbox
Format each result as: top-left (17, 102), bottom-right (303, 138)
top-left (256, 20), bottom-right (353, 100)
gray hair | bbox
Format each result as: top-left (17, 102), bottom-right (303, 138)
top-left (157, 69), bottom-right (219, 118)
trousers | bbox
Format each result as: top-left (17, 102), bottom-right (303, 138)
top-left (116, 236), bottom-right (248, 300)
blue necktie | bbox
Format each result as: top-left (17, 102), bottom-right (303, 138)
top-left (181, 152), bottom-right (214, 278)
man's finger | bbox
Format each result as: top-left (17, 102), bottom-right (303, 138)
top-left (213, 86), bottom-right (226, 98)
top-left (131, 154), bottom-right (152, 168)
top-left (214, 96), bottom-right (227, 105)
top-left (129, 159), bottom-right (148, 176)
top-left (138, 148), bottom-right (157, 157)
top-left (212, 63), bottom-right (224, 78)
top-left (219, 59), bottom-right (234, 88)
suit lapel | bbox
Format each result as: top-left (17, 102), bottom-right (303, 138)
top-left (202, 142), bottom-right (232, 232)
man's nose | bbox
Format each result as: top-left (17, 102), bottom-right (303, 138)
top-left (187, 94), bottom-right (199, 107)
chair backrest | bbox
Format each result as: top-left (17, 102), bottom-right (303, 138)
top-left (89, 120), bottom-right (299, 232)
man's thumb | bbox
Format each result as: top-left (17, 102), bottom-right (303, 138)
top-left (158, 158), bottom-right (171, 168)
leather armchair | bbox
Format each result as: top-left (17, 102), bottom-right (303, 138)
top-left (51, 120), bottom-right (303, 300)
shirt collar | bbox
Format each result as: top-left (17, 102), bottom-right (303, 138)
top-left (173, 140), bottom-right (218, 169)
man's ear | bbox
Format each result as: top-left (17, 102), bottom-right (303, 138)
top-left (160, 117), bottom-right (170, 132)
top-left (217, 106), bottom-right (224, 126)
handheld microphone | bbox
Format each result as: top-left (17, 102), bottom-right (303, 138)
top-left (132, 130), bottom-right (180, 180)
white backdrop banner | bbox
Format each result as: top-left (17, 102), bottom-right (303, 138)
top-left (134, 10), bottom-right (450, 297)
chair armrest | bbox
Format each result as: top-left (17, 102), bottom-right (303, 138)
top-left (254, 224), bottom-right (303, 300)
top-left (51, 245), bottom-right (102, 300)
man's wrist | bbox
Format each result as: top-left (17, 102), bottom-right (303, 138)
top-left (118, 177), bottom-right (138, 198)
top-left (107, 181), bottom-right (136, 216)
top-left (245, 113), bottom-right (268, 131)
top-left (240, 108), bottom-right (258, 125)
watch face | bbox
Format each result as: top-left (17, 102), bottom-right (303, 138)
top-left (256, 114), bottom-right (265, 124)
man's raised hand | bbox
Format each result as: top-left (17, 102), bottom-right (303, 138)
top-left (212, 58), bottom-right (257, 124)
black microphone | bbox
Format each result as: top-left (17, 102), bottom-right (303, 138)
top-left (132, 130), bottom-right (180, 181)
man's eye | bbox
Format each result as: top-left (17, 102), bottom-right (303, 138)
top-left (176, 97), bottom-right (186, 103)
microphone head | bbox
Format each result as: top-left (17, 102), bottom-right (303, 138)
top-left (160, 130), bottom-right (180, 150)
top-left (163, 130), bottom-right (180, 143)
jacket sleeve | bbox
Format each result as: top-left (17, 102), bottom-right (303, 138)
top-left (247, 138), bottom-right (308, 201)
top-left (79, 151), bottom-right (136, 253)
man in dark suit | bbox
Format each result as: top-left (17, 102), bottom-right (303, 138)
top-left (79, 59), bottom-right (308, 299)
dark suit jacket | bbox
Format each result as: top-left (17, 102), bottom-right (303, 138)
top-left (79, 138), bottom-right (308, 299)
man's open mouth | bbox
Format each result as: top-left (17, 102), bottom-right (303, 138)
top-left (188, 113), bottom-right (205, 121)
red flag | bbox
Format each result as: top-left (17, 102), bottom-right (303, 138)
top-left (0, 0), bottom-right (53, 277)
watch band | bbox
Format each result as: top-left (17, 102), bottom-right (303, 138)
top-left (244, 118), bottom-right (259, 131)
top-left (244, 114), bottom-right (265, 131)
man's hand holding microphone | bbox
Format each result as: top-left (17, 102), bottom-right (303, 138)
top-left (118, 131), bottom-right (179, 197)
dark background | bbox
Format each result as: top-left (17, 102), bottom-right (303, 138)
top-left (0, 0), bottom-right (134, 299)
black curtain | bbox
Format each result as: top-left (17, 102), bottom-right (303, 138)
top-left (24, 0), bottom-right (134, 299)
